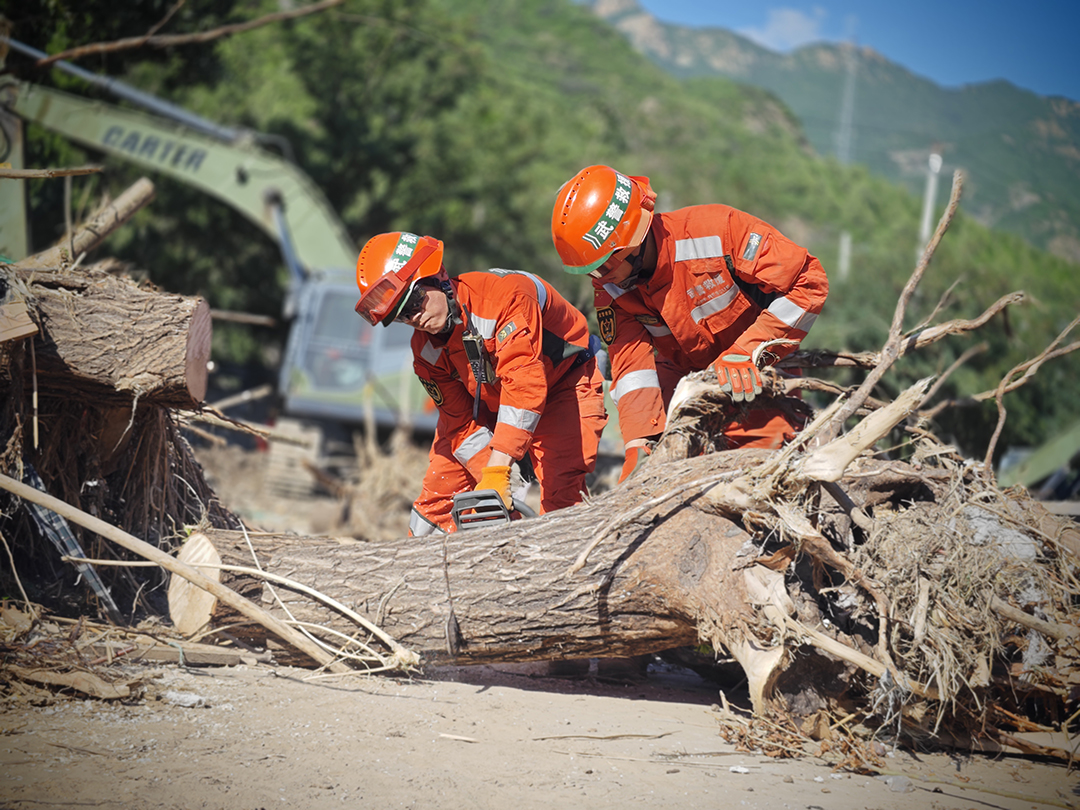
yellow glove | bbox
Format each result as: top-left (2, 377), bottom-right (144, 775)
top-left (475, 465), bottom-right (512, 508)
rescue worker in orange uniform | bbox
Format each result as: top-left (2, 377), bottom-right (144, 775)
top-left (355, 231), bottom-right (608, 535)
top-left (551, 165), bottom-right (829, 483)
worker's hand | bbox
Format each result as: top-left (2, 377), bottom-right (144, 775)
top-left (713, 347), bottom-right (762, 403)
top-left (618, 444), bottom-right (651, 484)
top-left (475, 465), bottom-right (512, 508)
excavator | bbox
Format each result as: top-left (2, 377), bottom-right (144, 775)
top-left (0, 37), bottom-right (438, 490)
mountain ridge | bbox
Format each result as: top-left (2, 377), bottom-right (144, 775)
top-left (588, 0), bottom-right (1080, 264)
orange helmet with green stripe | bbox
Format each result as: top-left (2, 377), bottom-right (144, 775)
top-left (551, 165), bottom-right (656, 275)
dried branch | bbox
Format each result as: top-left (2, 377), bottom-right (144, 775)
top-left (925, 339), bottom-right (1080, 420)
top-left (983, 315), bottom-right (1080, 474)
top-left (815, 170), bottom-right (963, 444)
top-left (780, 293), bottom-right (1018, 376)
top-left (16, 177), bottom-right (155, 270)
top-left (921, 342), bottom-right (988, 405)
top-left (0, 165), bottom-right (103, 179)
top-left (26, 0), bottom-right (344, 69)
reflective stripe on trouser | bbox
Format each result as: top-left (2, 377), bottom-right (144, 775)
top-left (412, 433), bottom-right (489, 533)
top-left (410, 359), bottom-right (608, 531)
top-left (408, 507), bottom-right (443, 537)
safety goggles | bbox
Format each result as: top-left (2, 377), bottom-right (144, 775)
top-left (393, 284), bottom-right (427, 322)
top-left (354, 243), bottom-right (438, 326)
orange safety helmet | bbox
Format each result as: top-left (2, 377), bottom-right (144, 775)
top-left (551, 165), bottom-right (657, 275)
top-left (355, 231), bottom-right (445, 326)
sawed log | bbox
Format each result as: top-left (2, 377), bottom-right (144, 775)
top-left (4, 176), bottom-right (210, 408)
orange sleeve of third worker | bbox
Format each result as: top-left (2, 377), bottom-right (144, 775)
top-left (595, 285), bottom-right (667, 443)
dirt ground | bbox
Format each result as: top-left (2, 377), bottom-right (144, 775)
top-left (2, 442), bottom-right (1077, 809)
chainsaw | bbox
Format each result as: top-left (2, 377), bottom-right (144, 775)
top-left (451, 489), bottom-right (537, 531)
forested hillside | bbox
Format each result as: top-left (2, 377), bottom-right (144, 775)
top-left (6, 0), bottom-right (1078, 460)
top-left (588, 0), bottom-right (1080, 266)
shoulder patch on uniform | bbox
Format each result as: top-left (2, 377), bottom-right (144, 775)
top-left (419, 377), bottom-right (444, 406)
top-left (597, 306), bottom-right (617, 345)
top-left (742, 233), bottom-right (763, 261)
top-left (496, 321), bottom-right (517, 343)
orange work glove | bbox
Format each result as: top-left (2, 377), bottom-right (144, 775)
top-left (475, 465), bottom-right (512, 508)
top-left (618, 445), bottom-right (651, 484)
top-left (713, 345), bottom-right (762, 403)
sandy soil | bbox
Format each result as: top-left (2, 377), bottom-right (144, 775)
top-left (2, 443), bottom-right (1076, 809)
top-left (2, 658), bottom-right (1076, 810)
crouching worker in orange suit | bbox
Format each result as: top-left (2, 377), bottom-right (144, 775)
top-left (355, 232), bottom-right (608, 535)
top-left (551, 165), bottom-right (829, 483)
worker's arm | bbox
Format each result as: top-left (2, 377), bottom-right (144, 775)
top-left (596, 285), bottom-right (668, 443)
top-left (727, 210), bottom-right (829, 360)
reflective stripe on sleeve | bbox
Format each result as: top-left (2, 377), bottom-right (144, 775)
top-left (468, 314), bottom-right (497, 339)
top-left (489, 269), bottom-right (548, 311)
top-left (690, 285), bottom-right (740, 323)
top-left (643, 322), bottom-right (672, 337)
top-left (409, 508), bottom-right (443, 537)
top-left (453, 426), bottom-right (493, 466)
top-left (497, 404), bottom-right (541, 434)
top-left (768, 296), bottom-right (818, 332)
top-left (611, 368), bottom-right (661, 404)
top-left (674, 235), bottom-right (724, 261)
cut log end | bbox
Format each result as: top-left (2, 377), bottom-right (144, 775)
top-left (168, 533), bottom-right (222, 637)
top-left (185, 298), bottom-right (211, 404)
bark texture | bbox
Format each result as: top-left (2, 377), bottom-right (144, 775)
top-left (179, 454), bottom-right (769, 667)
top-left (7, 264), bottom-right (210, 407)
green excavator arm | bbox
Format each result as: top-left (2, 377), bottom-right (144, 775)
top-left (0, 78), bottom-right (357, 274)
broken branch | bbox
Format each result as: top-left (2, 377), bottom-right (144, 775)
top-left (23, 0), bottom-right (345, 69)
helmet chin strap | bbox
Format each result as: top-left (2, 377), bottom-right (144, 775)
top-left (439, 279), bottom-right (461, 335)
top-left (617, 243), bottom-right (654, 290)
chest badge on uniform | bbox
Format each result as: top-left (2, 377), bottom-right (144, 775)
top-left (419, 377), bottom-right (444, 406)
top-left (597, 306), bottom-right (617, 345)
top-left (496, 321), bottom-right (517, 343)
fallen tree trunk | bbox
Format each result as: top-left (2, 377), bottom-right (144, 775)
top-left (175, 455), bottom-right (762, 667)
top-left (174, 434), bottom-right (1078, 752)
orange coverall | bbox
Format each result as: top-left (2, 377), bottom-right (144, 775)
top-left (409, 270), bottom-right (607, 535)
top-left (597, 205), bottom-right (829, 449)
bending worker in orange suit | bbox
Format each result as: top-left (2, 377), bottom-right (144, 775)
top-left (355, 231), bottom-right (608, 535)
top-left (551, 165), bottom-right (829, 483)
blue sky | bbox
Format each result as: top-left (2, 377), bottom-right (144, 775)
top-left (634, 1), bottom-right (1080, 101)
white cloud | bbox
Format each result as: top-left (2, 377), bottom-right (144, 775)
top-left (737, 7), bottom-right (829, 51)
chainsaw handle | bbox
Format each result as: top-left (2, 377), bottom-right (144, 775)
top-left (451, 489), bottom-right (535, 530)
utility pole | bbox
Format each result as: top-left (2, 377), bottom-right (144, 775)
top-left (835, 37), bottom-right (857, 281)
top-left (917, 152), bottom-right (943, 259)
